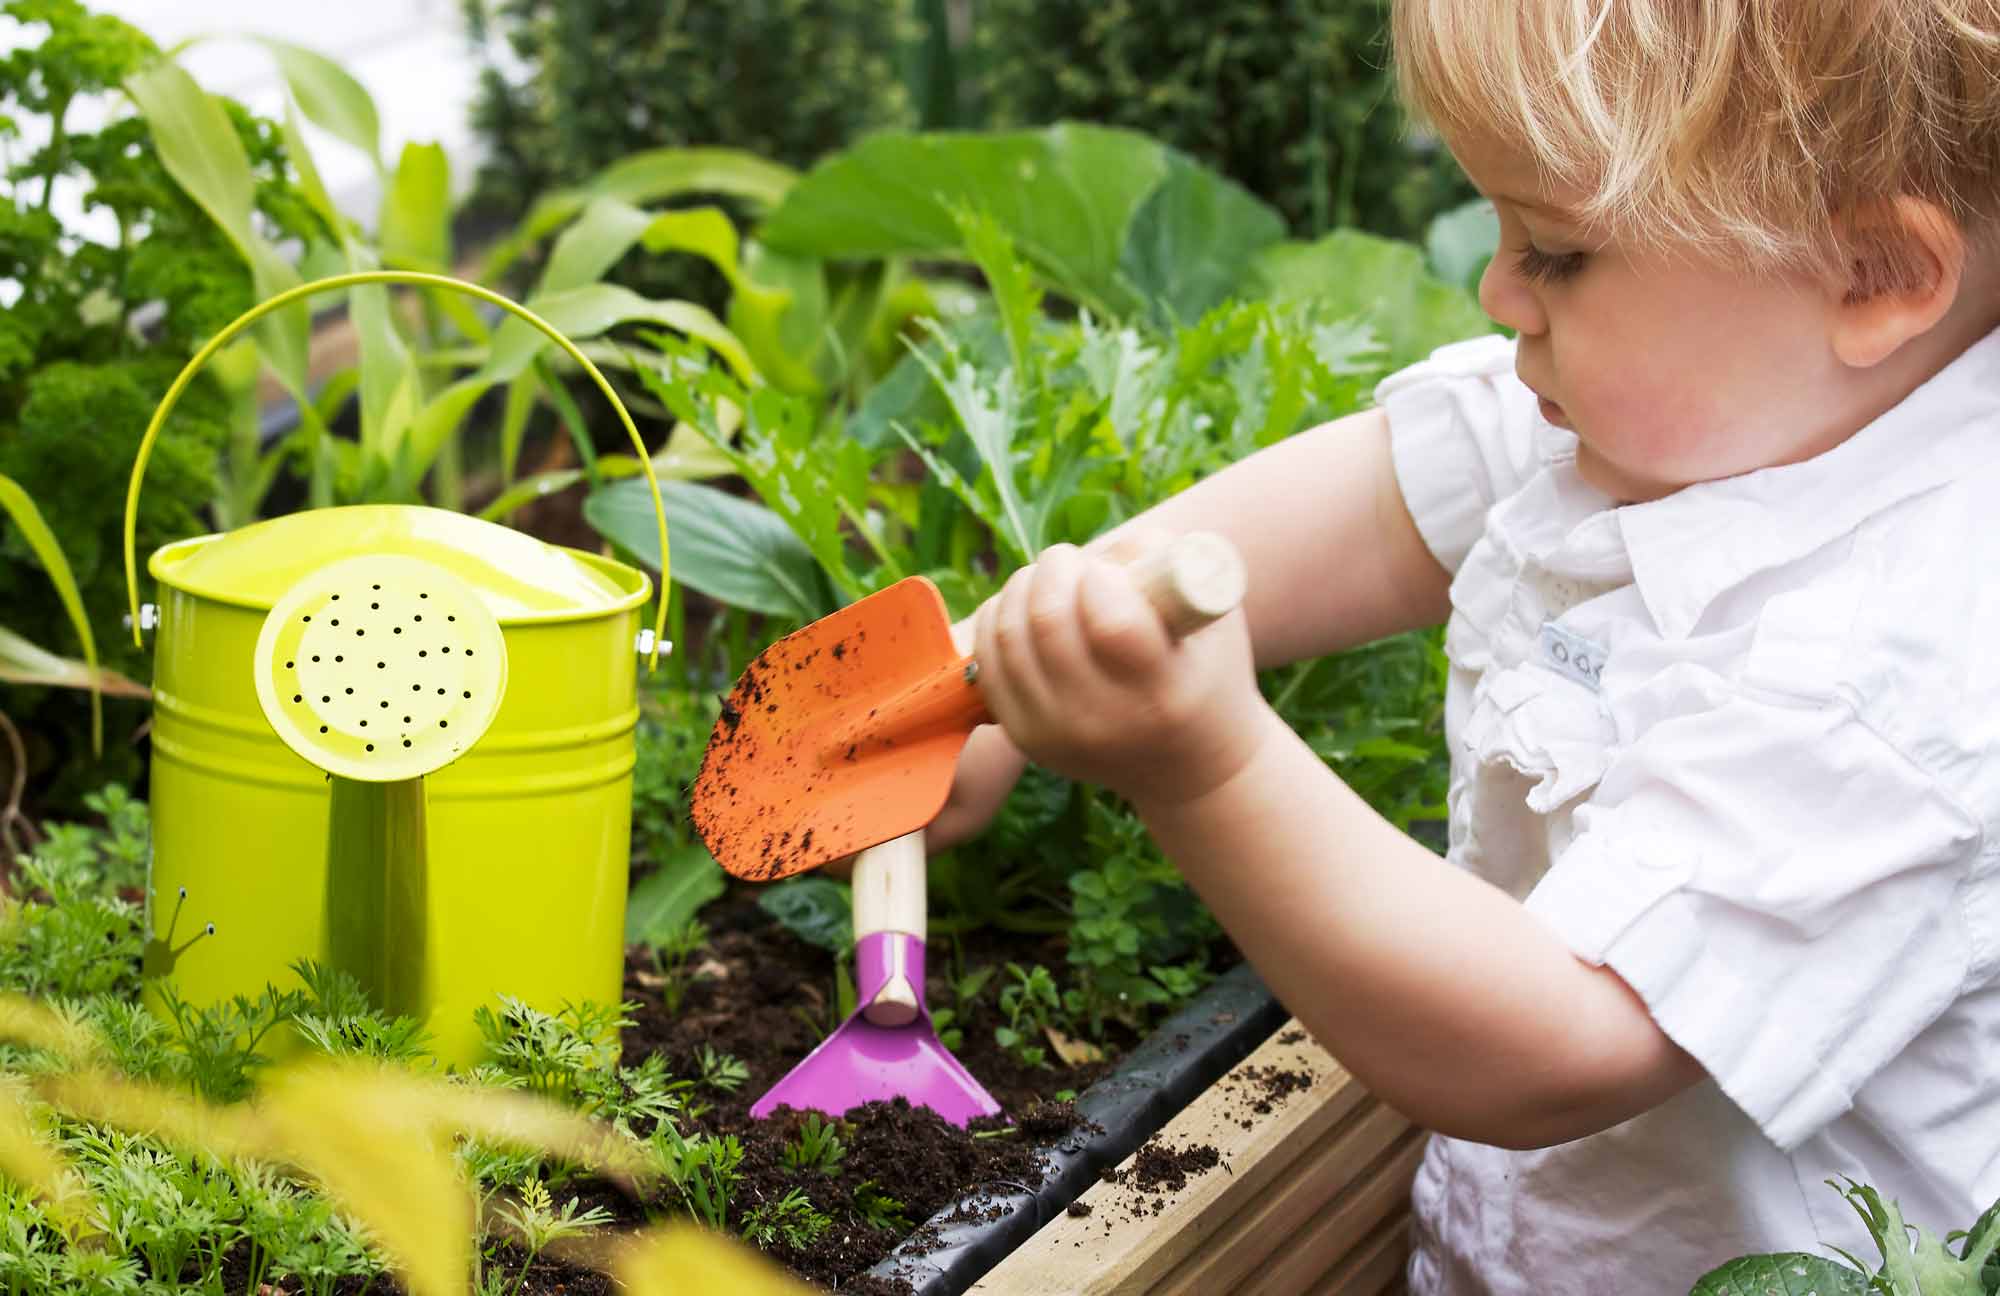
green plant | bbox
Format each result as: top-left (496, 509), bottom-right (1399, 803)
top-left (289, 959), bottom-right (435, 1063)
top-left (470, 995), bottom-right (688, 1140)
top-left (487, 1177), bottom-right (612, 1296)
top-left (850, 1179), bottom-right (913, 1235)
top-left (994, 963), bottom-right (1061, 1070)
top-left (0, 0), bottom-right (326, 799)
top-left (584, 182), bottom-right (1482, 1049)
top-left (461, 0), bottom-right (916, 237)
top-left (739, 1186), bottom-right (832, 1252)
top-left (694, 1044), bottom-right (748, 1095)
top-left (1690, 1179), bottom-right (2000, 1295)
top-left (150, 980), bottom-right (307, 1103)
top-left (471, 995), bottom-right (630, 1105)
top-left (1062, 792), bottom-right (1219, 1035)
top-left (0, 844), bottom-right (144, 1001)
top-left (974, 0), bottom-right (1474, 240)
top-left (780, 1114), bottom-right (845, 1177)
top-left (650, 1123), bottom-right (743, 1232)
top-left (930, 961), bottom-right (996, 1053)
top-left (631, 692), bottom-right (712, 858)
top-left (643, 918), bottom-right (710, 1016)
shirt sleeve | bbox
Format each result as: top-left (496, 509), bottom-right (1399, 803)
top-left (1524, 686), bottom-right (1985, 1151)
top-left (1375, 333), bottom-right (1543, 575)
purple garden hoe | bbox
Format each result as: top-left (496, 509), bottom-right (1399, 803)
top-left (750, 827), bottom-right (1001, 1126)
top-left (692, 533), bottom-right (1249, 1125)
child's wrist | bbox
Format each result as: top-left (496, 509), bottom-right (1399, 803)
top-left (1120, 698), bottom-right (1285, 815)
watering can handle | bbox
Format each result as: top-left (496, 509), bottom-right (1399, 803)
top-left (121, 269), bottom-right (672, 669)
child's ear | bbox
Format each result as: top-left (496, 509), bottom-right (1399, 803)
top-left (1829, 196), bottom-right (1967, 369)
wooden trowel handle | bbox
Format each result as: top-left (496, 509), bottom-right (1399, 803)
top-left (1122, 531), bottom-right (1247, 639)
top-left (828, 533), bottom-right (1245, 765)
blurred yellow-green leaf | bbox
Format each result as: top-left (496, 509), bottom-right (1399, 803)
top-left (0, 474), bottom-right (107, 753)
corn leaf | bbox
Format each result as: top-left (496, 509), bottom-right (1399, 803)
top-left (483, 284), bottom-right (756, 386)
top-left (381, 142), bottom-right (452, 272)
top-left (483, 148), bottom-right (797, 282)
top-left (0, 627), bottom-right (147, 698)
top-left (259, 37), bottom-right (382, 169)
top-left (125, 59), bottom-right (309, 395)
top-left (0, 474), bottom-right (104, 752)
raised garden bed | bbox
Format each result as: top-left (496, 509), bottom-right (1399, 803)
top-left (968, 1022), bottom-right (1419, 1295)
top-left (571, 890), bottom-right (1414, 1295)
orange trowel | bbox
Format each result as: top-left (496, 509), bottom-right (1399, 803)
top-left (690, 532), bottom-right (1246, 883)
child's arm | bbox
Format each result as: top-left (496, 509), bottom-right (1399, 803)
top-left (1086, 405), bottom-right (1452, 667)
top-left (931, 406), bottom-right (1451, 849)
top-left (971, 543), bottom-right (1705, 1150)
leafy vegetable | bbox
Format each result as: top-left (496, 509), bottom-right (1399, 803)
top-left (1690, 1179), bottom-right (2000, 1296)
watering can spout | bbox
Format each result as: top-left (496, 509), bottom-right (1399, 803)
top-left (254, 554), bottom-right (509, 1026)
top-left (325, 778), bottom-right (431, 1018)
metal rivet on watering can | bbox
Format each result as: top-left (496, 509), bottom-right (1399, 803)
top-left (254, 554), bottom-right (508, 1022)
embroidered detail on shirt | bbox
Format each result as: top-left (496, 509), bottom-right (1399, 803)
top-left (1537, 621), bottom-right (1607, 691)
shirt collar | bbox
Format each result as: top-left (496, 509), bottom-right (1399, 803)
top-left (1602, 326), bottom-right (2000, 639)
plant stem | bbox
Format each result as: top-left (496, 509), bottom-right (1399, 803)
top-left (0, 705), bottom-right (39, 873)
top-left (38, 95), bottom-right (69, 214)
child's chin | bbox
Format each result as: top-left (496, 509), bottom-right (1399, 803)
top-left (1575, 447), bottom-right (1673, 505)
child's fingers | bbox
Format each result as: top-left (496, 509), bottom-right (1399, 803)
top-left (1024, 544), bottom-right (1094, 693)
top-left (1090, 524), bottom-right (1173, 567)
top-left (976, 563), bottom-right (1051, 731)
top-left (1078, 553), bottom-right (1173, 677)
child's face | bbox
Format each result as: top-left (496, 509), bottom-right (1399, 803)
top-left (1455, 137), bottom-right (1857, 504)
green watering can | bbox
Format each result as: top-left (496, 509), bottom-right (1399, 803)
top-left (121, 272), bottom-right (673, 1063)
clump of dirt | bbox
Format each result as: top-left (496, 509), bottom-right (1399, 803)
top-left (1017, 1098), bottom-right (1096, 1141)
top-left (1119, 1138), bottom-right (1222, 1195)
top-left (1237, 1063), bottom-right (1314, 1114)
top-left (1078, 1136), bottom-right (1225, 1225)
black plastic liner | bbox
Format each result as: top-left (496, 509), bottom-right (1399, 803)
top-left (862, 961), bottom-right (1289, 1295)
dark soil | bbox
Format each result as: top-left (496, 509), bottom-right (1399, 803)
top-left (513, 890), bottom-right (1130, 1293)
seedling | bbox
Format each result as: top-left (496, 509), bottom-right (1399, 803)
top-left (851, 1180), bottom-right (913, 1235)
top-left (931, 962), bottom-right (996, 1053)
top-left (740, 1187), bottom-right (832, 1251)
top-left (781, 1114), bottom-right (846, 1177)
top-left (995, 963), bottom-right (1062, 1070)
top-left (290, 959), bottom-right (434, 1062)
top-left (652, 1124), bottom-right (744, 1232)
top-left (472, 996), bottom-right (633, 1105)
top-left (696, 1044), bottom-right (749, 1094)
top-left (488, 1178), bottom-right (613, 1296)
top-left (648, 918), bottom-right (710, 1015)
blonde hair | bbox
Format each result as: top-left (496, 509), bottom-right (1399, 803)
top-left (1392, 0), bottom-right (2000, 288)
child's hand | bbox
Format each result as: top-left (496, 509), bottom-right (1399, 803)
top-left (971, 538), bottom-right (1267, 809)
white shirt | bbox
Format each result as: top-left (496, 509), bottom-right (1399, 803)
top-left (1378, 329), bottom-right (2000, 1295)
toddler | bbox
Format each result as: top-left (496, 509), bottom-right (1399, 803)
top-left (939, 1), bottom-right (2000, 1290)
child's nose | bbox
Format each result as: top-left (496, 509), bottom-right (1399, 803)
top-left (1478, 255), bottom-right (1548, 337)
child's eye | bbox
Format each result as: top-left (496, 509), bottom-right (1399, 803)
top-left (1514, 243), bottom-right (1588, 285)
